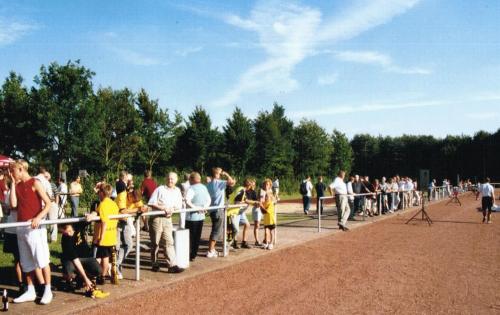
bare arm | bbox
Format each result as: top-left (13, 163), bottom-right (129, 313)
top-left (222, 171), bottom-right (235, 186)
top-left (71, 258), bottom-right (93, 289)
top-left (32, 180), bottom-right (52, 228)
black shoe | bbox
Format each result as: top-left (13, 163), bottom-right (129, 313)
top-left (96, 276), bottom-right (105, 285)
top-left (241, 241), bottom-right (251, 249)
top-left (255, 241), bottom-right (262, 247)
top-left (338, 224), bottom-right (345, 231)
top-left (348, 217), bottom-right (357, 221)
top-left (232, 241), bottom-right (240, 249)
top-left (167, 266), bottom-right (185, 274)
top-left (152, 264), bottom-right (160, 272)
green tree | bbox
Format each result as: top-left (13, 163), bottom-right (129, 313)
top-left (173, 106), bottom-right (219, 174)
top-left (330, 129), bottom-right (353, 176)
top-left (136, 89), bottom-right (183, 173)
top-left (222, 107), bottom-right (255, 176)
top-left (94, 87), bottom-right (142, 175)
top-left (0, 72), bottom-right (45, 159)
top-left (252, 103), bottom-right (294, 177)
top-left (31, 60), bottom-right (95, 176)
top-left (292, 119), bottom-right (332, 177)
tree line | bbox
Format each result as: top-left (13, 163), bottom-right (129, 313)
top-left (1, 60), bottom-right (498, 186)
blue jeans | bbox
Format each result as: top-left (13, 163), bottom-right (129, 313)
top-left (302, 196), bottom-right (311, 213)
top-left (70, 196), bottom-right (79, 217)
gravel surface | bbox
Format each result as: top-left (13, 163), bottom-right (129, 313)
top-left (87, 194), bottom-right (500, 314)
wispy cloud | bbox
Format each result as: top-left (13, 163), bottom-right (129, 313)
top-left (288, 93), bottom-right (500, 118)
top-left (0, 18), bottom-right (38, 45)
top-left (289, 99), bottom-right (445, 118)
top-left (175, 46), bottom-right (203, 57)
top-left (109, 47), bottom-right (162, 66)
top-left (334, 50), bottom-right (431, 75)
top-left (209, 0), bottom-right (422, 107)
top-left (465, 112), bottom-right (499, 121)
top-left (317, 73), bottom-right (339, 86)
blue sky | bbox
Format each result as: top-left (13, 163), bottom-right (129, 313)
top-left (1, 0), bottom-right (499, 138)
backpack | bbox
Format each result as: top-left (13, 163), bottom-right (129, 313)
top-left (300, 181), bottom-right (308, 195)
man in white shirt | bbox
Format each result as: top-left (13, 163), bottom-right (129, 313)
top-left (329, 170), bottom-right (350, 231)
top-left (148, 172), bottom-right (185, 273)
top-left (477, 177), bottom-right (495, 224)
top-left (301, 176), bottom-right (313, 215)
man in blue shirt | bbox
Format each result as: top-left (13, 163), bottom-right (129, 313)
top-left (206, 167), bottom-right (235, 258)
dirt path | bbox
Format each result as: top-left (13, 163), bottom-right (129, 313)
top-left (88, 194), bottom-right (500, 314)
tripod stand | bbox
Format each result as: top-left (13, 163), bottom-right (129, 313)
top-left (406, 192), bottom-right (433, 226)
top-left (446, 190), bottom-right (461, 206)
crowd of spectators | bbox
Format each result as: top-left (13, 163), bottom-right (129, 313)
top-left (0, 161), bottom-right (491, 308)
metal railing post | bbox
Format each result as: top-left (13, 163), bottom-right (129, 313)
top-left (135, 216), bottom-right (141, 281)
top-left (318, 197), bottom-right (322, 233)
top-left (223, 205), bottom-right (228, 257)
top-left (274, 202), bottom-right (277, 245)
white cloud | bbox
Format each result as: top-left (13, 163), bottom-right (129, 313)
top-left (110, 47), bottom-right (162, 66)
top-left (210, 0), bottom-right (422, 107)
top-left (288, 93), bottom-right (500, 118)
top-left (334, 50), bottom-right (431, 75)
top-left (0, 19), bottom-right (38, 45)
top-left (289, 99), bottom-right (445, 118)
top-left (175, 46), bottom-right (203, 57)
top-left (465, 112), bottom-right (499, 121)
top-left (317, 73), bottom-right (339, 86)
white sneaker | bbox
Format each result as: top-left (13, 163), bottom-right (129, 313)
top-left (267, 244), bottom-right (274, 250)
top-left (117, 271), bottom-right (123, 280)
top-left (40, 287), bottom-right (53, 305)
top-left (13, 289), bottom-right (36, 303)
top-left (206, 250), bottom-right (218, 258)
top-left (262, 243), bottom-right (269, 249)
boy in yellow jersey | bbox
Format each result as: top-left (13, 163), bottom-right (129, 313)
top-left (86, 183), bottom-right (119, 284)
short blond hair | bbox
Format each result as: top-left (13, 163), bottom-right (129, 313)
top-left (10, 159), bottom-right (29, 171)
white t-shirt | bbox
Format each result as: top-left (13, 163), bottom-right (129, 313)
top-left (148, 185), bottom-right (183, 210)
top-left (346, 181), bottom-right (354, 201)
top-left (330, 177), bottom-right (347, 195)
top-left (479, 183), bottom-right (494, 198)
top-left (306, 181), bottom-right (313, 197)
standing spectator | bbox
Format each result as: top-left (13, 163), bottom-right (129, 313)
top-left (8, 160), bottom-right (53, 304)
top-left (329, 170), bottom-right (350, 231)
top-left (185, 172), bottom-right (211, 261)
top-left (260, 179), bottom-right (276, 249)
top-left (86, 183), bottom-right (119, 285)
top-left (363, 177), bottom-right (375, 217)
top-left (428, 179), bottom-right (436, 201)
top-left (300, 176), bottom-right (313, 215)
top-left (70, 176), bottom-right (83, 217)
top-left (380, 177), bottom-right (389, 214)
top-left (2, 187), bottom-right (23, 292)
top-left (179, 173), bottom-right (191, 229)
top-left (477, 178), bottom-right (495, 224)
top-left (147, 172), bottom-right (185, 273)
top-left (41, 170), bottom-right (59, 242)
top-left (116, 182), bottom-right (146, 279)
top-left (347, 176), bottom-right (356, 220)
top-left (315, 176), bottom-right (326, 214)
top-left (370, 179), bottom-right (380, 216)
top-left (232, 178), bottom-right (254, 249)
top-left (141, 170), bottom-right (158, 232)
top-left (58, 177), bottom-right (68, 213)
top-left (353, 175), bottom-right (368, 216)
top-left (391, 177), bottom-right (400, 211)
top-left (206, 167), bottom-right (235, 258)
top-left (0, 169), bottom-right (8, 209)
top-left (272, 177), bottom-right (280, 201)
top-left (247, 179), bottom-right (263, 246)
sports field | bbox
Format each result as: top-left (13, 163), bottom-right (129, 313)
top-left (84, 193), bottom-right (499, 314)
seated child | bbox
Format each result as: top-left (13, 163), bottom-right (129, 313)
top-left (59, 223), bottom-right (105, 297)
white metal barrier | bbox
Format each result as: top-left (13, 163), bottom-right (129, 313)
top-left (317, 186), bottom-right (449, 233)
top-left (0, 203), bottom-right (248, 281)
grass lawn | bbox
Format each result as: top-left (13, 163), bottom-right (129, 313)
top-left (0, 236), bottom-right (62, 268)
